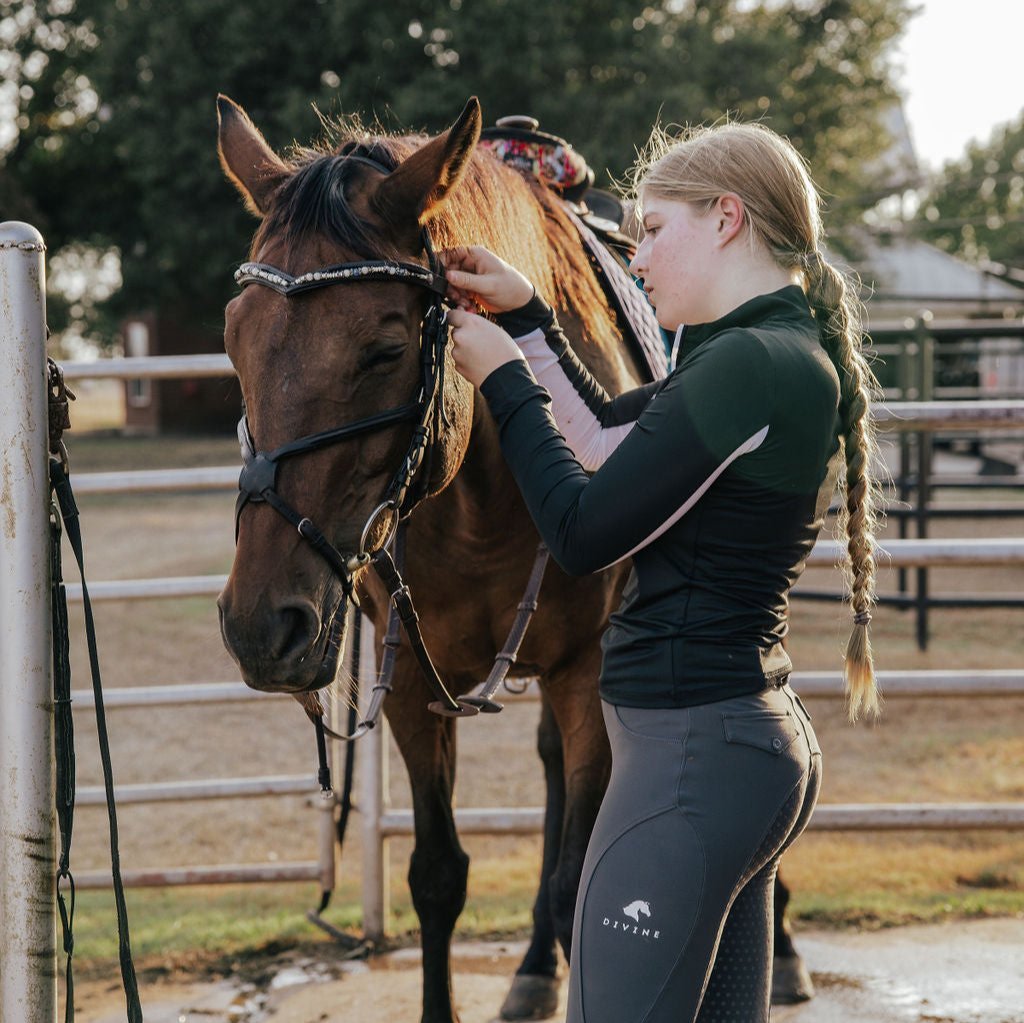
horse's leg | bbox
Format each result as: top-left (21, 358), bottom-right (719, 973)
top-left (502, 651), bottom-right (611, 1021)
top-left (543, 654), bottom-right (610, 962)
top-left (387, 680), bottom-right (469, 1023)
top-left (500, 697), bottom-right (565, 1021)
top-left (771, 869), bottom-right (815, 1004)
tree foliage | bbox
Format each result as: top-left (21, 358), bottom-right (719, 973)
top-left (915, 111), bottom-right (1024, 273)
top-left (2, 0), bottom-right (912, 346)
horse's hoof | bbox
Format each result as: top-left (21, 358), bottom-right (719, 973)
top-left (498, 973), bottom-right (560, 1021)
top-left (771, 954), bottom-right (815, 1004)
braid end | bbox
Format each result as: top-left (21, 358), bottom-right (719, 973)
top-left (844, 620), bottom-right (880, 722)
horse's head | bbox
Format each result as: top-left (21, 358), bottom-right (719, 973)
top-left (215, 95), bottom-right (479, 693)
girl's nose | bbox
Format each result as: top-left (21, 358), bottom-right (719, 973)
top-left (629, 238), bottom-right (649, 277)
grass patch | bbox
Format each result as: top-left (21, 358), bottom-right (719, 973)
top-left (72, 882), bottom-right (364, 975)
top-left (791, 888), bottom-right (1024, 930)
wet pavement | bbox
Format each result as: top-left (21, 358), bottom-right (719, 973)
top-left (77, 916), bottom-right (1024, 1022)
top-left (772, 917), bottom-right (1024, 1023)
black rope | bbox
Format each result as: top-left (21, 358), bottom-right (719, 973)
top-left (50, 503), bottom-right (77, 1022)
top-left (50, 457), bottom-right (143, 1023)
top-left (312, 608), bottom-right (363, 918)
top-left (314, 715), bottom-right (332, 794)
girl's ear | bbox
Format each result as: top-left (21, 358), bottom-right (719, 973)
top-left (715, 193), bottom-right (747, 246)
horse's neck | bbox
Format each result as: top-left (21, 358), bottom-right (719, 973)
top-left (456, 393), bottom-right (525, 517)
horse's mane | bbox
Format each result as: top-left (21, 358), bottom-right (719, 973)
top-left (251, 123), bottom-right (618, 348)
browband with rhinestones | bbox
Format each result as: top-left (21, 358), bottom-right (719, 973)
top-left (234, 259), bottom-right (448, 297)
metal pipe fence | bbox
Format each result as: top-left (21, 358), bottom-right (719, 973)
top-left (5, 314), bottom-right (1022, 956)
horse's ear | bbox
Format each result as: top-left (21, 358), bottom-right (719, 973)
top-left (217, 94), bottom-right (291, 217)
top-left (371, 97), bottom-right (482, 227)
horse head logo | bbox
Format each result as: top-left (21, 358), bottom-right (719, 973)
top-left (622, 899), bottom-right (651, 922)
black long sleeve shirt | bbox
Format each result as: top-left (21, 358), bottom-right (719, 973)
top-left (480, 285), bottom-right (843, 708)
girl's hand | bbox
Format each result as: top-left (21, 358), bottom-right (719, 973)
top-left (440, 245), bottom-right (535, 313)
top-left (447, 307), bottom-right (524, 387)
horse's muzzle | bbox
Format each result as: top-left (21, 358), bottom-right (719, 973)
top-left (217, 591), bottom-right (349, 694)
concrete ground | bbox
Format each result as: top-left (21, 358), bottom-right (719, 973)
top-left (76, 917), bottom-right (1024, 1023)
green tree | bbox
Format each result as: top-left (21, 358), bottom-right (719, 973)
top-left (2, 0), bottom-right (912, 348)
top-left (915, 111), bottom-right (1024, 273)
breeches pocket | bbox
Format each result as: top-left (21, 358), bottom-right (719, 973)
top-left (721, 709), bottom-right (802, 756)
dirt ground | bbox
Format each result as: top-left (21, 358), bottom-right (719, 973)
top-left (73, 917), bottom-right (1024, 1023)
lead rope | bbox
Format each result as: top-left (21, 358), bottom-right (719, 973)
top-left (51, 496), bottom-right (78, 1021)
top-left (49, 461), bottom-right (144, 1023)
top-left (306, 613), bottom-right (371, 955)
top-left (47, 359), bottom-right (143, 1022)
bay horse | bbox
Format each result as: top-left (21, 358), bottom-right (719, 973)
top-left (216, 95), bottom-right (640, 1023)
top-left (215, 94), bottom-right (814, 1020)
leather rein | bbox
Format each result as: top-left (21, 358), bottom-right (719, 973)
top-left (232, 158), bottom-right (549, 762)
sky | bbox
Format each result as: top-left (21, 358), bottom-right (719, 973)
top-left (897, 0), bottom-right (1024, 170)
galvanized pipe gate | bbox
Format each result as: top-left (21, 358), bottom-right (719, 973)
top-left (0, 222), bottom-right (56, 1020)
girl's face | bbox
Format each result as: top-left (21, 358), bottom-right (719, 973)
top-left (629, 196), bottom-right (720, 330)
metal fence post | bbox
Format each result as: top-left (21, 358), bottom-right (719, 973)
top-left (896, 328), bottom-right (915, 599)
top-left (0, 222), bottom-right (56, 1022)
top-left (915, 313), bottom-right (935, 650)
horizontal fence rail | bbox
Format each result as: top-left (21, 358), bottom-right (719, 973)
top-left (62, 353), bottom-right (234, 379)
top-left (69, 669), bottom-right (1024, 710)
top-left (57, 538), bottom-right (1024, 605)
top-left (872, 400), bottom-right (1024, 430)
top-left (75, 862), bottom-right (323, 891)
top-left (60, 351), bottom-right (1024, 428)
top-left (72, 465), bottom-right (239, 494)
top-left (374, 803), bottom-right (1024, 838)
top-left (77, 775), bottom-right (320, 806)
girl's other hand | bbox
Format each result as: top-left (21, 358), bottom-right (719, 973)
top-left (447, 306), bottom-right (525, 387)
top-left (440, 245), bottom-right (535, 313)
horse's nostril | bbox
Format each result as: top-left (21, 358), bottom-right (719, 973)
top-left (272, 603), bottom-right (320, 664)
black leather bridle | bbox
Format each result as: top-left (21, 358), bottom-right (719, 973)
top-left (233, 248), bottom-right (450, 597)
top-left (232, 173), bottom-right (470, 716)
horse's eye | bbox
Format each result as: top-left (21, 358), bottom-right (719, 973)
top-left (359, 343), bottom-right (407, 371)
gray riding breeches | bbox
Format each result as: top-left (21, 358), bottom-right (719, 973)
top-left (566, 683), bottom-right (822, 1023)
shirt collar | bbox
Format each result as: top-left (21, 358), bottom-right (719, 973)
top-left (677, 285), bottom-right (813, 362)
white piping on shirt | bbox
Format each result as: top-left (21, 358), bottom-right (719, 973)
top-left (669, 323), bottom-right (684, 371)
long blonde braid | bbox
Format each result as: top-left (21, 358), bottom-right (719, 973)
top-left (635, 121), bottom-right (881, 719)
top-left (803, 251), bottom-right (881, 719)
